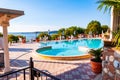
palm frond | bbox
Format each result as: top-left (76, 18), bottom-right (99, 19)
top-left (117, 38), bottom-right (120, 47)
top-left (97, 0), bottom-right (120, 13)
top-left (97, 3), bottom-right (105, 11)
top-left (112, 29), bottom-right (120, 46)
top-left (89, 48), bottom-right (102, 57)
top-left (89, 48), bottom-right (103, 62)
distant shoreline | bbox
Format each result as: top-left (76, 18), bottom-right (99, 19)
top-left (8, 30), bottom-right (58, 34)
top-left (8, 31), bottom-right (58, 41)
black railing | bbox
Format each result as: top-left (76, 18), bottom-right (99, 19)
top-left (0, 57), bottom-right (60, 80)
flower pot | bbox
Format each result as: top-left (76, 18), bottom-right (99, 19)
top-left (90, 60), bottom-right (102, 73)
top-left (22, 39), bottom-right (26, 43)
top-left (36, 39), bottom-right (39, 42)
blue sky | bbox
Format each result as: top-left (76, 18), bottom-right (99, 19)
top-left (0, 0), bottom-right (110, 32)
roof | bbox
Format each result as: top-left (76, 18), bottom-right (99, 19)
top-left (0, 8), bottom-right (24, 19)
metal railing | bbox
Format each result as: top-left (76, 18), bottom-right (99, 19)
top-left (0, 57), bottom-right (60, 80)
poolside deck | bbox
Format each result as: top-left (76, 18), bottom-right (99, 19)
top-left (0, 42), bottom-right (101, 80)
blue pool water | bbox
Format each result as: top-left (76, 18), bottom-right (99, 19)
top-left (37, 39), bottom-right (104, 56)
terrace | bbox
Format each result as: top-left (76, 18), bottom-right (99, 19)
top-left (0, 43), bottom-right (102, 80)
top-left (0, 0), bottom-right (120, 79)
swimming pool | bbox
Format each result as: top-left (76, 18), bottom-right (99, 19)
top-left (36, 38), bottom-right (103, 60)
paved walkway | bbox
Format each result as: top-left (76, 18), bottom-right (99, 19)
top-left (0, 42), bottom-right (101, 80)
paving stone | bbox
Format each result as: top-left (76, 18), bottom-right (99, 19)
top-left (0, 43), bottom-right (99, 80)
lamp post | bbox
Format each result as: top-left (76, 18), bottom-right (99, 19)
top-left (48, 29), bottom-right (50, 35)
top-left (48, 29), bottom-right (50, 40)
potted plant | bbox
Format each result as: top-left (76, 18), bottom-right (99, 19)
top-left (22, 38), bottom-right (26, 43)
top-left (89, 48), bottom-right (103, 73)
top-left (112, 29), bottom-right (120, 57)
top-left (112, 29), bottom-right (120, 50)
top-left (8, 34), bottom-right (19, 45)
top-left (0, 33), bottom-right (3, 37)
top-left (36, 37), bottom-right (39, 42)
top-left (19, 36), bottom-right (26, 43)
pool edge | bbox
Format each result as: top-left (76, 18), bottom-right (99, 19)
top-left (35, 47), bottom-right (91, 60)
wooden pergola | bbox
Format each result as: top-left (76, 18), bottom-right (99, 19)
top-left (0, 8), bottom-right (24, 72)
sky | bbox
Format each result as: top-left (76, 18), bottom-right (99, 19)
top-left (0, 0), bottom-right (110, 32)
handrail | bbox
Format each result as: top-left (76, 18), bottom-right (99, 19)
top-left (0, 57), bottom-right (61, 80)
top-left (0, 67), bottom-right (30, 77)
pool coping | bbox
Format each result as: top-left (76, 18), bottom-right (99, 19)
top-left (35, 38), bottom-right (103, 60)
top-left (35, 46), bottom-right (91, 60)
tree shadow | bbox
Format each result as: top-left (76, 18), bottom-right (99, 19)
top-left (9, 48), bottom-right (33, 52)
top-left (54, 62), bottom-right (97, 80)
top-left (30, 59), bottom-right (98, 80)
top-left (8, 57), bottom-right (97, 80)
top-left (10, 59), bottom-right (29, 67)
top-left (2, 58), bottom-right (98, 80)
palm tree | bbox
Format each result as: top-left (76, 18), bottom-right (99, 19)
top-left (97, 0), bottom-right (120, 13)
top-left (97, 0), bottom-right (120, 41)
top-left (97, 0), bottom-right (120, 47)
top-left (89, 48), bottom-right (103, 62)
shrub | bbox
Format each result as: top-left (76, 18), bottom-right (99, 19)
top-left (51, 34), bottom-right (59, 40)
top-left (112, 29), bottom-right (120, 48)
top-left (0, 33), bottom-right (3, 37)
top-left (8, 34), bottom-right (19, 43)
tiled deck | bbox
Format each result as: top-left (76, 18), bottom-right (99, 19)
top-left (0, 43), bottom-right (101, 80)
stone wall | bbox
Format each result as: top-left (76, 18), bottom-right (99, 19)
top-left (102, 48), bottom-right (120, 80)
